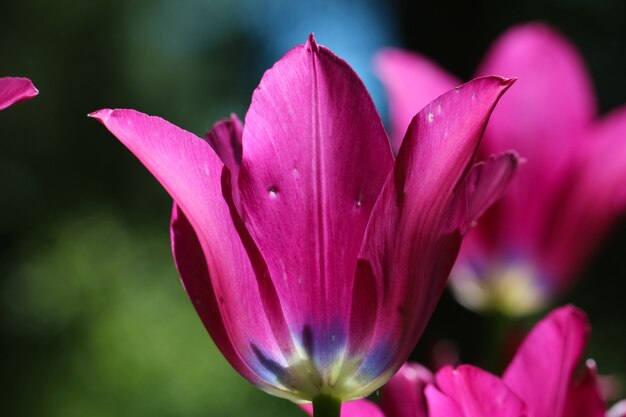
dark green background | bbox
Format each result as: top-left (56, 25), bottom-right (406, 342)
top-left (1, 0), bottom-right (624, 415)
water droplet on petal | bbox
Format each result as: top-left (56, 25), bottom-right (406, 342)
top-left (355, 194), bottom-right (363, 208)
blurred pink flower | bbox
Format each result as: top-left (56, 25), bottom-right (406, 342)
top-left (330, 306), bottom-right (615, 417)
top-left (0, 77), bottom-right (38, 111)
top-left (376, 22), bottom-right (626, 316)
top-left (91, 35), bottom-right (518, 404)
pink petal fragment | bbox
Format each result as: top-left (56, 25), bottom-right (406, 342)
top-left (379, 363), bottom-right (433, 417)
top-left (542, 106), bottom-right (626, 288)
top-left (608, 400), bottom-right (626, 417)
top-left (563, 360), bottom-right (605, 417)
top-left (358, 77), bottom-right (514, 378)
top-left (300, 400), bottom-right (385, 417)
top-left (205, 113), bottom-right (244, 212)
top-left (0, 77), bottom-right (38, 111)
top-left (476, 23), bottom-right (597, 252)
top-left (433, 365), bottom-right (526, 417)
top-left (426, 384), bottom-right (464, 417)
top-left (454, 151), bottom-right (521, 235)
top-left (504, 305), bottom-right (590, 417)
top-left (477, 22), bottom-right (596, 157)
top-left (375, 49), bottom-right (459, 153)
top-left (238, 34), bottom-right (394, 367)
top-left (170, 204), bottom-right (253, 381)
top-left (90, 109), bottom-right (294, 397)
top-left (205, 113), bottom-right (243, 174)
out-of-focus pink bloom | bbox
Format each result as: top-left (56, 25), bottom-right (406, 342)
top-left (609, 401), bottom-right (626, 417)
top-left (376, 22), bottom-right (626, 316)
top-left (0, 77), bottom-right (38, 111)
top-left (91, 35), bottom-right (518, 403)
top-left (336, 306), bottom-right (612, 417)
top-left (426, 365), bottom-right (527, 417)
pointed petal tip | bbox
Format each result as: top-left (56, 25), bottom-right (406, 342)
top-left (495, 75), bottom-right (517, 87)
top-left (305, 33), bottom-right (320, 53)
top-left (543, 304), bottom-right (591, 336)
top-left (555, 303), bottom-right (587, 321)
top-left (454, 75), bottom-right (517, 96)
top-left (88, 108), bottom-right (114, 122)
top-left (24, 78), bottom-right (39, 97)
top-left (0, 77), bottom-right (39, 109)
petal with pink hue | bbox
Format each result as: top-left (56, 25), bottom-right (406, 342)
top-left (563, 360), bottom-right (605, 417)
top-left (238, 34), bottom-right (394, 371)
top-left (476, 23), bottom-right (597, 253)
top-left (448, 153), bottom-right (522, 307)
top-left (379, 363), bottom-right (433, 417)
top-left (170, 204), bottom-right (251, 380)
top-left (300, 400), bottom-right (385, 417)
top-left (0, 77), bottom-right (38, 111)
top-left (425, 384), bottom-right (464, 417)
top-left (89, 109), bottom-right (297, 399)
top-left (453, 151), bottom-right (521, 234)
top-left (205, 113), bottom-right (243, 175)
top-left (608, 400), bottom-right (626, 417)
top-left (374, 49), bottom-right (459, 153)
top-left (428, 365), bottom-right (526, 417)
top-left (541, 106), bottom-right (626, 288)
top-left (356, 77), bottom-right (514, 385)
top-left (205, 113), bottom-right (244, 211)
top-left (503, 305), bottom-right (590, 417)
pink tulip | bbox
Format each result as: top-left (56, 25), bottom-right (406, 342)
top-left (334, 306), bottom-right (613, 417)
top-left (609, 401), bottom-right (626, 417)
top-left (376, 22), bottom-right (626, 316)
top-left (91, 35), bottom-right (518, 407)
top-left (0, 77), bottom-right (38, 111)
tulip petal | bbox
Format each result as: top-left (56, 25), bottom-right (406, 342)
top-left (608, 400), bottom-right (626, 417)
top-left (454, 151), bottom-right (521, 234)
top-left (541, 106), bottom-right (626, 287)
top-left (170, 204), bottom-right (251, 380)
top-left (300, 400), bottom-right (385, 417)
top-left (205, 113), bottom-right (244, 212)
top-left (0, 77), bottom-right (38, 111)
top-left (238, 34), bottom-right (394, 370)
top-left (90, 109), bottom-right (300, 399)
top-left (563, 360), bottom-right (605, 417)
top-left (205, 113), bottom-right (243, 174)
top-left (375, 49), bottom-right (459, 153)
top-left (355, 77), bottom-right (514, 388)
top-left (379, 363), bottom-right (433, 417)
top-left (429, 365), bottom-right (526, 417)
top-left (425, 384), bottom-right (464, 417)
top-left (503, 305), bottom-right (590, 417)
top-left (476, 23), bottom-right (596, 253)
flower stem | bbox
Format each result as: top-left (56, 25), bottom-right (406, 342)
top-left (312, 395), bottom-right (341, 417)
top-left (483, 311), bottom-right (510, 373)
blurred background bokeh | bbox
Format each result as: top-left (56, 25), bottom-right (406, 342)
top-left (1, 0), bottom-right (625, 415)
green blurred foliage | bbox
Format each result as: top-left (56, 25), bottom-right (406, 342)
top-left (2, 213), bottom-right (297, 416)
